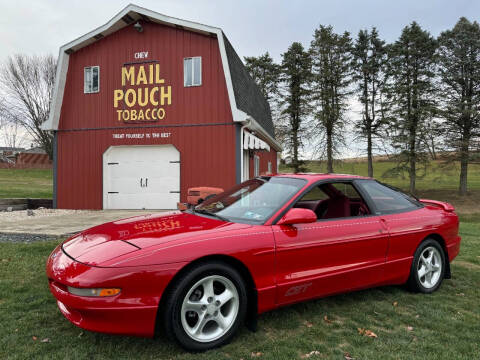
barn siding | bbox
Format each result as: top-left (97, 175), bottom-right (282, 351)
top-left (249, 147), bottom-right (278, 178)
top-left (56, 21), bottom-right (277, 209)
top-left (59, 22), bottom-right (232, 130)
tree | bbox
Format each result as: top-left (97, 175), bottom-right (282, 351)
top-left (0, 98), bottom-right (5, 139)
top-left (310, 25), bottom-right (352, 173)
top-left (437, 17), bottom-right (480, 195)
top-left (351, 28), bottom-right (387, 177)
top-left (279, 42), bottom-right (312, 172)
top-left (244, 53), bottom-right (283, 140)
top-left (244, 52), bottom-right (280, 105)
top-left (1, 122), bottom-right (28, 149)
top-left (0, 54), bottom-right (56, 159)
top-left (384, 22), bottom-right (437, 194)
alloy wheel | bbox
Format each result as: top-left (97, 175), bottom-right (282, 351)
top-left (180, 275), bottom-right (239, 343)
top-left (417, 246), bottom-right (442, 289)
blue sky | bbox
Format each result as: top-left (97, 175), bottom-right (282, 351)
top-left (1, 0), bottom-right (479, 154)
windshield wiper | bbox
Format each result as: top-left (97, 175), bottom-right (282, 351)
top-left (194, 209), bottom-right (230, 222)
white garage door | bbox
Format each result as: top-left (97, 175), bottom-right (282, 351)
top-left (103, 145), bottom-right (180, 209)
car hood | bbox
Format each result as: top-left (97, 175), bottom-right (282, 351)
top-left (62, 211), bottom-right (251, 266)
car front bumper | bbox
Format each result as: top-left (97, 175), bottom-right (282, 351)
top-left (46, 244), bottom-right (187, 337)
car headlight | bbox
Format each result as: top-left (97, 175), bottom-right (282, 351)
top-left (67, 286), bottom-right (121, 297)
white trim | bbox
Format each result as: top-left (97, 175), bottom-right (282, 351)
top-left (216, 33), bottom-right (249, 122)
top-left (253, 154), bottom-right (260, 177)
top-left (42, 4), bottom-right (251, 130)
top-left (239, 120), bottom-right (251, 182)
top-left (243, 131), bottom-right (269, 152)
top-left (248, 118), bottom-right (282, 152)
top-left (42, 50), bottom-right (69, 130)
top-left (183, 56), bottom-right (202, 87)
top-left (84, 65), bottom-right (100, 93)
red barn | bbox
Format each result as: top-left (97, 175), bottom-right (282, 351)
top-left (42, 4), bottom-right (281, 210)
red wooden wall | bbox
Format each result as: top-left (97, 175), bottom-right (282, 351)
top-left (248, 147), bottom-right (278, 178)
top-left (56, 126), bottom-right (236, 209)
top-left (56, 21), bottom-right (276, 209)
top-left (59, 22), bottom-right (232, 130)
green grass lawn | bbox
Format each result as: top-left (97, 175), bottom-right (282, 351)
top-left (0, 160), bottom-right (479, 201)
top-left (0, 169), bottom-right (53, 198)
top-left (0, 219), bottom-right (479, 360)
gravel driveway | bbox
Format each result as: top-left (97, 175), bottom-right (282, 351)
top-left (0, 208), bottom-right (158, 242)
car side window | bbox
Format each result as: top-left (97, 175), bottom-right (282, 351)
top-left (294, 181), bottom-right (371, 220)
top-left (299, 186), bottom-right (329, 201)
top-left (357, 180), bottom-right (420, 214)
top-left (330, 183), bottom-right (362, 199)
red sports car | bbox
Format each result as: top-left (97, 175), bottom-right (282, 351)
top-left (46, 174), bottom-right (461, 351)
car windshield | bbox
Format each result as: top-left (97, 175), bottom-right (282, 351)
top-left (194, 177), bottom-right (306, 224)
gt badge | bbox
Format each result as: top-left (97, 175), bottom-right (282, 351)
top-left (285, 282), bottom-right (312, 297)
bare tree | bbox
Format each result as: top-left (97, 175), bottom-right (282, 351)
top-left (2, 122), bottom-right (29, 149)
top-left (0, 54), bottom-right (56, 158)
top-left (0, 98), bottom-right (5, 138)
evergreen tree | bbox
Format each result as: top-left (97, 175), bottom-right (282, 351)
top-left (437, 17), bottom-right (480, 195)
top-left (279, 42), bottom-right (312, 172)
top-left (244, 53), bottom-right (283, 141)
top-left (310, 25), bottom-right (352, 173)
top-left (351, 28), bottom-right (387, 177)
top-left (244, 52), bottom-right (280, 105)
top-left (384, 22), bottom-right (437, 194)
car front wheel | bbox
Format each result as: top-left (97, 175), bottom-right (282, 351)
top-left (408, 239), bottom-right (446, 293)
top-left (163, 261), bottom-right (247, 351)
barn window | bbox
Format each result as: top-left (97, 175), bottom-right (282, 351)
top-left (268, 161), bottom-right (272, 174)
top-left (184, 57), bottom-right (202, 87)
top-left (84, 66), bottom-right (100, 93)
top-left (254, 155), bottom-right (260, 177)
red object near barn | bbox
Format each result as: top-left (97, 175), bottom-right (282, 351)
top-left (46, 173), bottom-right (461, 350)
top-left (41, 4), bottom-right (280, 210)
top-left (177, 186), bottom-right (225, 210)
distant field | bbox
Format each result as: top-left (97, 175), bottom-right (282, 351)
top-left (279, 160), bottom-right (480, 191)
top-left (279, 160), bottom-right (480, 213)
top-left (0, 169), bottom-right (53, 198)
top-left (0, 161), bottom-right (479, 211)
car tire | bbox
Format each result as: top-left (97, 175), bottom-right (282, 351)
top-left (407, 238), bottom-right (446, 293)
top-left (162, 261), bottom-right (248, 351)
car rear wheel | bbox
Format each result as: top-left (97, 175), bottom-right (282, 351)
top-left (163, 261), bottom-right (247, 351)
top-left (407, 239), bottom-right (446, 293)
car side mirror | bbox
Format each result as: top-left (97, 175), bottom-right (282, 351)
top-left (277, 208), bottom-right (317, 226)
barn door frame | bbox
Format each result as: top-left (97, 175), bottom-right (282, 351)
top-left (102, 144), bottom-right (181, 209)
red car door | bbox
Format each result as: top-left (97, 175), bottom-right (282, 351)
top-left (354, 180), bottom-right (431, 285)
top-left (272, 181), bottom-right (389, 306)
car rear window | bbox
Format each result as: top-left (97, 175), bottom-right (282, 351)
top-left (357, 180), bottom-right (420, 214)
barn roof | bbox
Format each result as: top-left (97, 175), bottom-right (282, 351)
top-left (222, 35), bottom-right (276, 139)
top-left (42, 4), bottom-right (281, 151)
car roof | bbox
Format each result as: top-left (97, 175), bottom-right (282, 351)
top-left (272, 173), bottom-right (372, 181)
